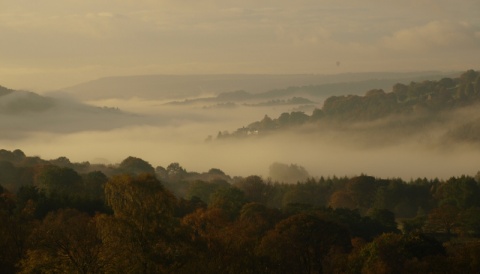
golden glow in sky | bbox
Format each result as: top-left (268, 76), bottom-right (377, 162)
top-left (1, 0), bottom-right (479, 90)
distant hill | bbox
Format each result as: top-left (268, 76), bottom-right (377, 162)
top-left (0, 85), bottom-right (14, 97)
top-left (0, 90), bottom-right (55, 114)
top-left (51, 72), bottom-right (456, 101)
top-left (0, 86), bottom-right (138, 138)
top-left (218, 70), bottom-right (480, 145)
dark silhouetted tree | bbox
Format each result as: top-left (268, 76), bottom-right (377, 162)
top-left (118, 156), bottom-right (155, 175)
top-left (258, 213), bottom-right (351, 274)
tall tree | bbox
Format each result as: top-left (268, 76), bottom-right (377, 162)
top-left (234, 175), bottom-right (268, 204)
top-left (209, 186), bottom-right (247, 220)
top-left (258, 213), bottom-right (351, 274)
top-left (118, 156), bottom-right (155, 176)
top-left (351, 232), bottom-right (446, 274)
top-left (100, 174), bottom-right (177, 273)
top-left (19, 209), bottom-right (103, 274)
top-left (34, 165), bottom-right (82, 197)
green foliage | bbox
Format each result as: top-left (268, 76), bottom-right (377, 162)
top-left (118, 156), bottom-right (155, 175)
top-left (0, 209), bottom-right (32, 274)
top-left (19, 209), bottom-right (103, 274)
top-left (34, 165), bottom-right (82, 197)
top-left (186, 179), bottom-right (229, 204)
top-left (0, 155), bottom-right (33, 192)
top-left (174, 196), bottom-right (207, 218)
top-left (82, 171), bottom-right (108, 200)
top-left (49, 156), bottom-right (73, 168)
top-left (0, 161), bottom-right (18, 189)
top-left (323, 208), bottom-right (396, 241)
top-left (234, 175), bottom-right (269, 204)
top-left (402, 216), bottom-right (427, 234)
top-left (3, 149), bottom-right (480, 272)
top-left (446, 241), bottom-right (480, 273)
top-left (209, 186), bottom-right (247, 219)
top-left (352, 232), bottom-right (446, 274)
top-left (425, 204), bottom-right (460, 238)
top-left (268, 162), bottom-right (310, 184)
top-left (445, 118), bottom-right (480, 142)
top-left (435, 175), bottom-right (480, 209)
top-left (258, 213), bottom-right (351, 274)
top-left (367, 208), bottom-right (398, 232)
top-left (166, 162), bottom-right (187, 180)
top-left (101, 174), bottom-right (178, 273)
top-left (0, 149), bottom-right (26, 163)
top-left (458, 207), bottom-right (480, 236)
top-left (105, 173), bottom-right (175, 224)
top-left (208, 168), bottom-right (225, 176)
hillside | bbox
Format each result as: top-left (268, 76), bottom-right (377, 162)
top-left (0, 90), bottom-right (55, 114)
top-left (218, 70), bottom-right (480, 144)
top-left (0, 86), bottom-right (138, 137)
top-left (51, 71), bottom-right (454, 101)
top-left (0, 85), bottom-right (14, 97)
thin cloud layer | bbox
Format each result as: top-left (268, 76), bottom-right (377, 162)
top-left (382, 21), bottom-right (480, 52)
top-left (0, 1), bottom-right (479, 90)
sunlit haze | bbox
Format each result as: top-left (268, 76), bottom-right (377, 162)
top-left (1, 1), bottom-right (480, 180)
top-left (2, 2), bottom-right (480, 270)
top-left (1, 0), bottom-right (479, 91)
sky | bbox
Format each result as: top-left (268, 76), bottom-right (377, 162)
top-left (1, 0), bottom-right (480, 91)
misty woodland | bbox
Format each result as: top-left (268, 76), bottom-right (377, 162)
top-left (1, 70), bottom-right (480, 273)
top-left (2, 0), bottom-right (479, 272)
top-left (218, 69), bottom-right (480, 144)
top-left (1, 148), bottom-right (480, 274)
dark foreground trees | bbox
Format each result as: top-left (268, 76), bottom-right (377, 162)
top-left (19, 209), bottom-right (103, 274)
top-left (2, 151), bottom-right (480, 273)
top-left (258, 213), bottom-right (351, 274)
top-left (18, 174), bottom-right (180, 274)
top-left (99, 174), bottom-right (178, 273)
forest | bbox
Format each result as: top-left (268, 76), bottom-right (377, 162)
top-left (1, 148), bottom-right (480, 273)
top-left (218, 70), bottom-right (480, 144)
top-left (2, 0), bottom-right (479, 272)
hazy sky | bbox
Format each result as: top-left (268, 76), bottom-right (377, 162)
top-left (1, 0), bottom-right (479, 91)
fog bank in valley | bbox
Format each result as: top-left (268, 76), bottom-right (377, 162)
top-left (3, 101), bottom-right (480, 181)
top-left (2, 71), bottom-right (480, 181)
top-left (4, 125), bottom-right (480, 180)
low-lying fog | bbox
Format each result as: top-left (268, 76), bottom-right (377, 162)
top-left (3, 96), bottom-right (480, 181)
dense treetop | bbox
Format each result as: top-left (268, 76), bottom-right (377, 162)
top-left (1, 148), bottom-right (480, 273)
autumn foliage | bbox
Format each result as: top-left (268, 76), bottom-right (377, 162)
top-left (1, 149), bottom-right (480, 273)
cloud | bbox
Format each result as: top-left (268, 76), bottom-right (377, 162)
top-left (382, 20), bottom-right (480, 52)
top-left (1, 1), bottom-right (479, 90)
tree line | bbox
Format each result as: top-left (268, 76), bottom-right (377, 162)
top-left (1, 149), bottom-right (480, 273)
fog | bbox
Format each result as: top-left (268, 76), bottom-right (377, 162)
top-left (1, 1), bottom-right (479, 182)
top-left (2, 1), bottom-right (479, 91)
top-left (2, 89), bottom-right (480, 181)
